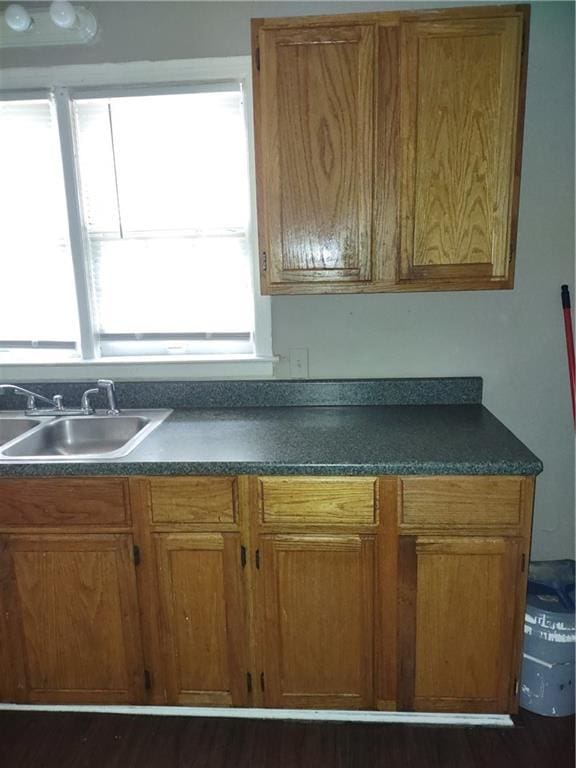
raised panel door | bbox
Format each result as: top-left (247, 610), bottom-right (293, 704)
top-left (256, 24), bottom-right (375, 289)
top-left (0, 534), bottom-right (144, 703)
top-left (154, 533), bottom-right (247, 706)
top-left (400, 15), bottom-right (524, 285)
top-left (398, 535), bottom-right (521, 712)
top-left (259, 534), bottom-right (375, 708)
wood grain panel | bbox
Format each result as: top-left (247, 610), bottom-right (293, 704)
top-left (258, 24), bottom-right (374, 287)
top-left (260, 534), bottom-right (375, 709)
top-left (377, 477), bottom-right (399, 708)
top-left (508, 475), bottom-right (535, 713)
top-left (252, 6), bottom-right (526, 34)
top-left (373, 25), bottom-right (400, 284)
top-left (413, 537), bottom-right (519, 712)
top-left (149, 477), bottom-right (237, 525)
top-left (399, 476), bottom-right (525, 530)
top-left (396, 535), bottom-right (417, 711)
top-left (128, 478), bottom-right (166, 705)
top-left (155, 533), bottom-right (246, 706)
top-left (2, 534), bottom-right (144, 703)
top-left (259, 477), bottom-right (377, 525)
top-left (0, 479), bottom-right (128, 527)
top-left (400, 16), bottom-right (523, 284)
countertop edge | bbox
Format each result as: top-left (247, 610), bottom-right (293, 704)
top-left (0, 460), bottom-right (544, 478)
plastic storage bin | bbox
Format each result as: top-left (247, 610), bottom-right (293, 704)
top-left (520, 559), bottom-right (575, 717)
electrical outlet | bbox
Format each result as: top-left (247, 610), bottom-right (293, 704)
top-left (288, 348), bottom-right (309, 378)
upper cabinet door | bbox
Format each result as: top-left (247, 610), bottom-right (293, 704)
top-left (399, 16), bottom-right (524, 286)
top-left (255, 24), bottom-right (375, 290)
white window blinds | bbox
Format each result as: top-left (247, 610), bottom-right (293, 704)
top-left (0, 97), bottom-right (80, 358)
top-left (72, 87), bottom-right (255, 357)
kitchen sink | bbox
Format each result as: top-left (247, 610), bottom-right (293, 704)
top-left (0, 410), bottom-right (172, 461)
top-left (0, 416), bottom-right (42, 446)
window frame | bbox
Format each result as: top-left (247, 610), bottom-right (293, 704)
top-left (0, 57), bottom-right (274, 381)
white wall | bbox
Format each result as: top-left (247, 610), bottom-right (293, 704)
top-left (1, 1), bottom-right (574, 559)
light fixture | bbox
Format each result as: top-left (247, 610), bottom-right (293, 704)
top-left (4, 4), bottom-right (32, 32)
top-left (1, 2), bottom-right (97, 47)
top-left (49, 1), bottom-right (77, 30)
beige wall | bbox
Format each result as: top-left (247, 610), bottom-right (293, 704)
top-left (1, 1), bottom-right (574, 559)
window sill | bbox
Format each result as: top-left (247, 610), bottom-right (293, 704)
top-left (0, 355), bottom-right (277, 382)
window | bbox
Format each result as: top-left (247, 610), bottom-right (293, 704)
top-left (0, 97), bottom-right (80, 359)
top-left (0, 58), bottom-right (272, 378)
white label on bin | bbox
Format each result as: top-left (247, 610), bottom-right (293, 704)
top-left (525, 612), bottom-right (575, 632)
top-left (524, 624), bottom-right (576, 642)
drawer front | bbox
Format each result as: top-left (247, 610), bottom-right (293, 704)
top-left (259, 477), bottom-right (378, 526)
top-left (399, 476), bottom-right (526, 530)
top-left (149, 477), bottom-right (237, 524)
top-left (0, 478), bottom-right (129, 527)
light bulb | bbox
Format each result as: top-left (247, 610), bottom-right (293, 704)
top-left (4, 4), bottom-right (32, 32)
top-left (49, 1), bottom-right (77, 30)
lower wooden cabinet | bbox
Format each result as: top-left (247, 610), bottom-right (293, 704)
top-left (154, 532), bottom-right (247, 706)
top-left (0, 474), bottom-right (534, 714)
top-left (0, 533), bottom-right (144, 704)
top-left (258, 534), bottom-right (376, 709)
top-left (399, 536), bottom-right (522, 713)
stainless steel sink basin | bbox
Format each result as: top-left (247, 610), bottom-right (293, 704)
top-left (0, 409), bottom-right (172, 461)
top-left (0, 416), bottom-right (41, 446)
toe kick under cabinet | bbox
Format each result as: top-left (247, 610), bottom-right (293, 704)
top-left (0, 474), bottom-right (535, 713)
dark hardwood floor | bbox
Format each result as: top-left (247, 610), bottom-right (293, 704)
top-left (0, 709), bottom-right (572, 768)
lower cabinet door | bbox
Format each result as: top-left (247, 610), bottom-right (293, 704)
top-left (0, 534), bottom-right (145, 704)
top-left (154, 533), bottom-right (247, 706)
top-left (259, 534), bottom-right (376, 709)
top-left (399, 536), bottom-right (521, 713)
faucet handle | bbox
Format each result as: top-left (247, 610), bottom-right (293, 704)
top-left (11, 389), bottom-right (36, 411)
top-left (80, 388), bottom-right (99, 415)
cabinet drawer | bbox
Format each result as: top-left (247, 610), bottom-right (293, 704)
top-left (259, 477), bottom-right (378, 525)
top-left (399, 476), bottom-right (526, 530)
top-left (0, 478), bottom-right (129, 527)
top-left (149, 477), bottom-right (237, 524)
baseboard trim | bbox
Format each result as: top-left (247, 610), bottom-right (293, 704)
top-left (0, 704), bottom-right (514, 727)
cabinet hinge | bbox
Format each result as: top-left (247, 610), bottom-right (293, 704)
top-left (255, 47), bottom-right (261, 71)
top-left (241, 545), bottom-right (247, 569)
top-left (246, 672), bottom-right (252, 693)
top-left (260, 672), bottom-right (265, 692)
top-left (133, 545), bottom-right (141, 566)
top-left (261, 252), bottom-right (267, 272)
top-left (144, 669), bottom-right (152, 690)
top-left (255, 549), bottom-right (261, 569)
top-left (521, 553), bottom-right (526, 573)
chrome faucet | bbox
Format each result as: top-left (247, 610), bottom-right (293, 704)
top-left (80, 380), bottom-right (120, 415)
top-left (1, 381), bottom-right (120, 417)
top-left (0, 384), bottom-right (64, 415)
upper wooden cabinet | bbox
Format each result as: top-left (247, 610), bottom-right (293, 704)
top-left (255, 24), bottom-right (375, 287)
top-left (251, 5), bottom-right (529, 294)
top-left (399, 15), bottom-right (524, 285)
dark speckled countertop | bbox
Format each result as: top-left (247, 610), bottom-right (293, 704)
top-left (0, 404), bottom-right (543, 478)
